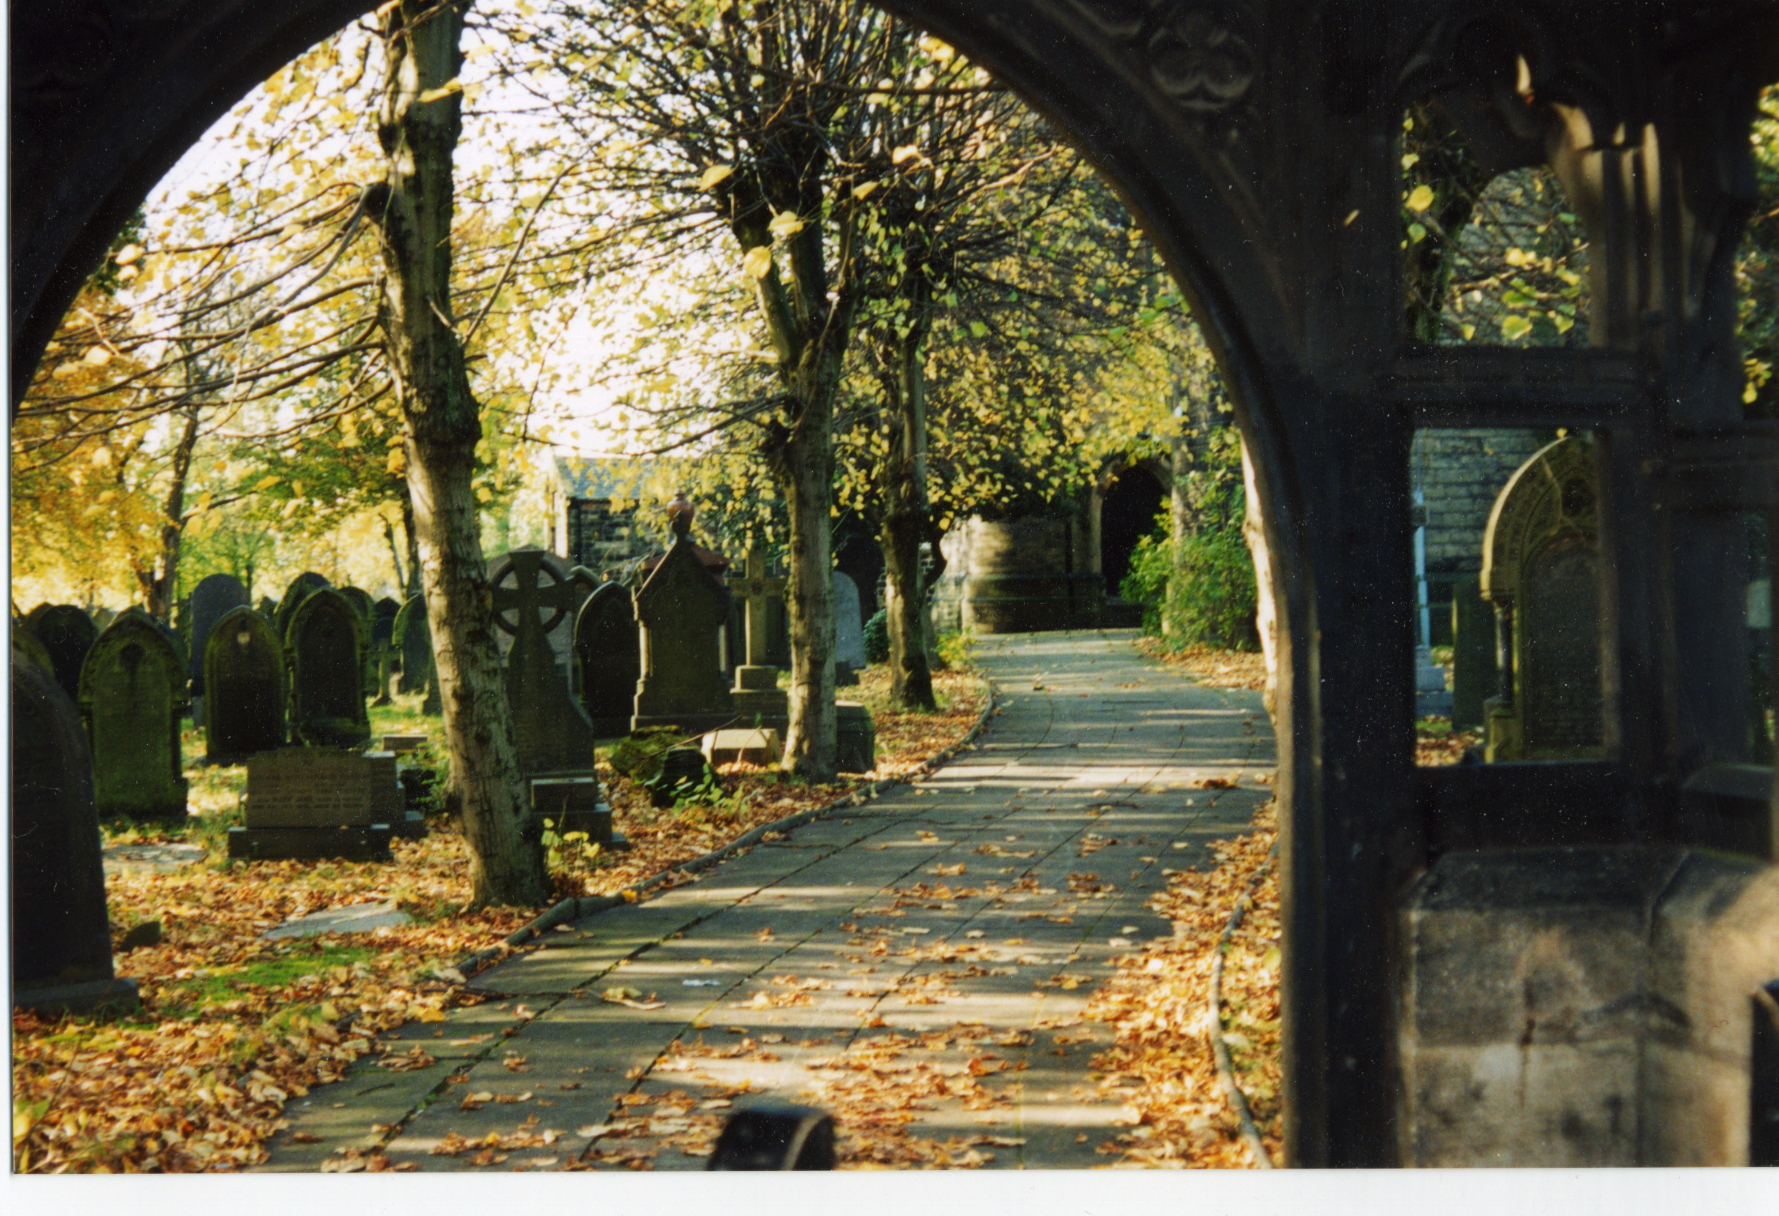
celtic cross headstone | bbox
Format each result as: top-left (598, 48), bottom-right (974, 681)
top-left (491, 548), bottom-right (596, 775)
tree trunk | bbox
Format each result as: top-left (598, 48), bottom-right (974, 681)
top-left (369, 0), bottom-right (547, 908)
top-left (880, 333), bottom-right (936, 709)
top-left (1241, 439), bottom-right (1279, 719)
top-left (771, 380), bottom-right (839, 781)
top-left (137, 404), bottom-right (201, 620)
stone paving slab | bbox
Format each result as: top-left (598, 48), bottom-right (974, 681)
top-left (261, 629), bottom-right (1273, 1171)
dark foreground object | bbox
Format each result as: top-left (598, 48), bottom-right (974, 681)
top-left (227, 825), bottom-right (394, 862)
top-left (707, 1104), bottom-right (836, 1171)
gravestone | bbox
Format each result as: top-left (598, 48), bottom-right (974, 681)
top-left (187, 573), bottom-right (250, 705)
top-left (256, 596), bottom-right (278, 618)
top-left (1481, 436), bottom-right (1604, 761)
top-left (286, 588), bottom-right (371, 748)
top-left (90, 606), bottom-right (116, 632)
top-left (575, 582), bottom-right (642, 737)
top-left (1449, 575), bottom-right (1496, 733)
top-left (368, 609), bottom-right (396, 707)
top-left (27, 604), bottom-right (98, 702)
top-left (274, 571), bottom-right (331, 644)
top-left (228, 749), bottom-right (396, 861)
top-left (729, 550), bottom-right (789, 731)
top-left (567, 566), bottom-right (601, 696)
top-left (393, 594), bottom-right (434, 697)
top-left (78, 607), bottom-right (189, 821)
top-left (12, 644), bottom-right (140, 1015)
top-left (13, 617), bottom-right (56, 676)
top-left (833, 571), bottom-right (866, 688)
top-left (492, 548), bottom-right (598, 775)
top-left (633, 496), bottom-right (735, 735)
top-left (489, 549), bottom-right (581, 680)
top-left (836, 702), bottom-right (877, 774)
top-left (203, 605), bottom-right (285, 764)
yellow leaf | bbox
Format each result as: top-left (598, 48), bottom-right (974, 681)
top-left (852, 181), bottom-right (880, 201)
top-left (698, 164), bottom-right (735, 190)
top-left (89, 445), bottom-right (113, 468)
top-left (743, 246), bottom-right (774, 279)
top-left (767, 210), bottom-right (804, 240)
top-left (417, 1008), bottom-right (446, 1024)
top-left (892, 144), bottom-right (921, 165)
top-left (1406, 184), bottom-right (1435, 212)
top-left (476, 485), bottom-right (493, 504)
top-left (918, 35), bottom-right (955, 61)
top-left (84, 346), bottom-right (113, 366)
top-left (114, 244), bottom-right (144, 266)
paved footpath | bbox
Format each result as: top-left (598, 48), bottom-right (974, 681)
top-left (261, 629), bottom-right (1274, 1171)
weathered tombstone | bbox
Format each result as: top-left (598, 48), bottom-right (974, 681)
top-left (273, 571), bottom-right (331, 645)
top-left (228, 749), bottom-right (396, 861)
top-left (1449, 575), bottom-right (1495, 733)
top-left (836, 702), bottom-right (876, 774)
top-left (1481, 436), bottom-right (1604, 761)
top-left (78, 607), bottom-right (189, 821)
top-left (575, 582), bottom-right (642, 737)
top-left (489, 548), bottom-right (580, 680)
top-left (256, 596), bottom-right (278, 618)
top-left (393, 594), bottom-right (433, 696)
top-left (491, 549), bottom-right (598, 774)
top-left (633, 497), bottom-right (735, 734)
top-left (369, 609), bottom-right (396, 707)
top-left (566, 567), bottom-right (601, 697)
top-left (13, 618), bottom-right (56, 676)
top-left (833, 571), bottom-right (866, 688)
top-left (203, 605), bottom-right (285, 764)
top-left (729, 550), bottom-right (789, 730)
top-left (186, 573), bottom-right (250, 703)
top-left (286, 588), bottom-right (370, 749)
top-left (27, 603), bottom-right (98, 702)
top-left (12, 644), bottom-right (140, 1015)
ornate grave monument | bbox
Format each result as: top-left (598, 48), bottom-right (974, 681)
top-left (489, 548), bottom-right (582, 680)
top-left (1481, 436), bottom-right (1604, 761)
top-left (78, 607), bottom-right (189, 821)
top-left (203, 605), bottom-right (285, 765)
top-left (727, 550), bottom-right (789, 732)
top-left (285, 587), bottom-right (370, 749)
top-left (574, 581), bottom-right (642, 737)
top-left (633, 496), bottom-right (734, 735)
top-left (491, 548), bottom-right (598, 775)
top-left (12, 645), bottom-right (139, 1015)
top-left (28, 604), bottom-right (99, 702)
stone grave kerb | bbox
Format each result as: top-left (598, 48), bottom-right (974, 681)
top-left (1480, 435), bottom-right (1603, 761)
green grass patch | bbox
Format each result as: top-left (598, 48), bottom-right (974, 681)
top-left (155, 945), bottom-right (375, 1017)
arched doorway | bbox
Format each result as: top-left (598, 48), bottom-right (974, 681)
top-left (14, 2), bottom-right (1779, 1170)
top-left (1099, 463), bottom-right (1166, 606)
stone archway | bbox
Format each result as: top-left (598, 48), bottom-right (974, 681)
top-left (1097, 461), bottom-right (1168, 609)
top-left (15, 2), bottom-right (1779, 1168)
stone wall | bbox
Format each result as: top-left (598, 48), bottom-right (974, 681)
top-left (933, 511), bottom-right (1102, 634)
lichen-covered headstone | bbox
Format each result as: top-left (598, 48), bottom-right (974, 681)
top-left (633, 496), bottom-right (734, 734)
top-left (491, 548), bottom-right (596, 774)
top-left (187, 573), bottom-right (250, 699)
top-left (204, 605), bottom-right (285, 764)
top-left (575, 582), bottom-right (641, 736)
top-left (286, 588), bottom-right (370, 748)
top-left (27, 604), bottom-right (98, 702)
top-left (12, 645), bottom-right (138, 1014)
top-left (1481, 435), bottom-right (1604, 760)
top-left (78, 607), bottom-right (189, 821)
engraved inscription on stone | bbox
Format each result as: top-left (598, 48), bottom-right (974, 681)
top-left (1521, 536), bottom-right (1602, 750)
top-left (245, 750), bottom-right (386, 828)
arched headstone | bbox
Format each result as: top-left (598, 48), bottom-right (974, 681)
top-left (274, 571), bottom-right (331, 645)
top-left (575, 582), bottom-right (641, 736)
top-left (187, 573), bottom-right (250, 698)
top-left (204, 606), bottom-right (285, 764)
top-left (27, 604), bottom-right (98, 702)
top-left (1481, 435), bottom-right (1604, 761)
top-left (833, 572), bottom-right (866, 687)
top-left (633, 498), bottom-right (734, 734)
top-left (286, 588), bottom-right (370, 748)
top-left (393, 594), bottom-right (433, 695)
top-left (12, 645), bottom-right (138, 1015)
top-left (491, 548), bottom-right (595, 774)
top-left (78, 607), bottom-right (189, 821)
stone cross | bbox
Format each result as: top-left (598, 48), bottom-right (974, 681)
top-left (491, 548), bottom-right (596, 775)
top-left (733, 550), bottom-right (785, 669)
